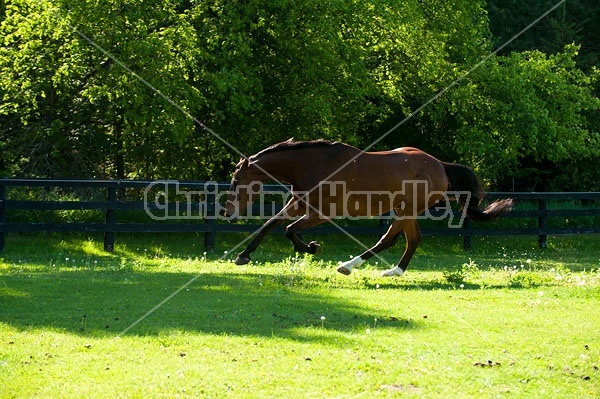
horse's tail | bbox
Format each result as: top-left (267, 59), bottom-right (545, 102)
top-left (443, 162), bottom-right (513, 222)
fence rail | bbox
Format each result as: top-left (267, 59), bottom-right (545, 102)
top-left (1, 178), bottom-right (599, 252)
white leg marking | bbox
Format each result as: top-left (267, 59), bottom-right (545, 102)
top-left (336, 256), bottom-right (365, 275)
top-left (382, 266), bottom-right (404, 277)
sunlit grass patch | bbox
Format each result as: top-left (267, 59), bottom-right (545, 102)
top-left (1, 233), bottom-right (599, 398)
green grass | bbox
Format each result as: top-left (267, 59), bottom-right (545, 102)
top-left (1, 233), bottom-right (599, 398)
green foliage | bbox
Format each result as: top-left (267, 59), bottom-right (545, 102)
top-left (487, 0), bottom-right (600, 71)
top-left (437, 45), bottom-right (600, 185)
top-left (187, 0), bottom-right (381, 150)
top-left (442, 258), bottom-right (481, 286)
top-left (0, 0), bottom-right (598, 189)
top-left (0, 0), bottom-right (492, 179)
top-left (0, 0), bottom-right (202, 178)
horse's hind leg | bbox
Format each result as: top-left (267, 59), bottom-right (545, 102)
top-left (285, 214), bottom-right (327, 255)
top-left (336, 218), bottom-right (422, 277)
top-left (381, 219), bottom-right (422, 277)
top-left (336, 218), bottom-right (406, 275)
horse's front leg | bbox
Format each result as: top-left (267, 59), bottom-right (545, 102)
top-left (234, 198), bottom-right (302, 265)
top-left (234, 215), bottom-right (287, 265)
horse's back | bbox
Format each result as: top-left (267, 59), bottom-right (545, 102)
top-left (374, 147), bottom-right (431, 157)
top-left (365, 146), bottom-right (448, 192)
top-left (391, 147), bottom-right (421, 153)
top-left (370, 147), bottom-right (443, 169)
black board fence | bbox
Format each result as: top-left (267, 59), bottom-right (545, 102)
top-left (1, 178), bottom-right (599, 253)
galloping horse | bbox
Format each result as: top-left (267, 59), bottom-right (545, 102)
top-left (224, 139), bottom-right (513, 276)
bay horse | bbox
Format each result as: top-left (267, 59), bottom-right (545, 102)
top-left (224, 139), bottom-right (513, 276)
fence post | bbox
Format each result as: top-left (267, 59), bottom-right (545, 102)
top-left (204, 182), bottom-right (216, 253)
top-left (538, 199), bottom-right (548, 248)
top-left (462, 218), bottom-right (472, 250)
top-left (104, 186), bottom-right (117, 252)
top-left (0, 183), bottom-right (5, 252)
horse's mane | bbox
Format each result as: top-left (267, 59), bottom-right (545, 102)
top-left (252, 139), bottom-right (343, 159)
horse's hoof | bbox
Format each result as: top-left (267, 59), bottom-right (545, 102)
top-left (234, 255), bottom-right (250, 265)
top-left (308, 241), bottom-right (322, 255)
top-left (336, 265), bottom-right (351, 276)
top-left (382, 267), bottom-right (404, 277)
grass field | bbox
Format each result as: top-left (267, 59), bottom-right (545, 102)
top-left (1, 232), bottom-right (599, 398)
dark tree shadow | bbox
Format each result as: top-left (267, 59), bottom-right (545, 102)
top-left (0, 269), bottom-right (423, 344)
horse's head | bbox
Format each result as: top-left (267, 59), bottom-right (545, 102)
top-left (223, 157), bottom-right (263, 221)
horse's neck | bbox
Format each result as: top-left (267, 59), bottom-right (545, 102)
top-left (254, 150), bottom-right (320, 185)
top-left (253, 153), bottom-right (295, 184)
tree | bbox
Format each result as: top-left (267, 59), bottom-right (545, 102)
top-left (485, 0), bottom-right (600, 190)
top-left (435, 45), bottom-right (599, 189)
top-left (1, 0), bottom-right (203, 178)
top-left (1, 0), bottom-right (597, 190)
top-left (487, 0), bottom-right (600, 71)
top-left (186, 0), bottom-right (383, 152)
top-left (2, 0), bottom-right (492, 179)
